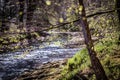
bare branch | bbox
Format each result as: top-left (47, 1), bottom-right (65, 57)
top-left (1, 8), bottom-right (120, 35)
top-left (42, 8), bottom-right (120, 31)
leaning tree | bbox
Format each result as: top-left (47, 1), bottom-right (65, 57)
top-left (78, 0), bottom-right (108, 80)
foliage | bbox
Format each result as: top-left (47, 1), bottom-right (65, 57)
top-left (60, 48), bottom-right (91, 80)
top-left (0, 31), bottom-right (42, 53)
top-left (95, 41), bottom-right (120, 80)
top-left (60, 39), bottom-right (120, 80)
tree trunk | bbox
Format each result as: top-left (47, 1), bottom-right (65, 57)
top-left (115, 0), bottom-right (120, 45)
top-left (1, 19), bottom-right (5, 32)
top-left (19, 0), bottom-right (24, 22)
top-left (26, 0), bottom-right (37, 44)
top-left (78, 0), bottom-right (108, 80)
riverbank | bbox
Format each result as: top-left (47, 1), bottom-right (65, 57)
top-left (16, 60), bottom-right (67, 80)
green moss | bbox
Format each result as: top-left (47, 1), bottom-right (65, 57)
top-left (67, 48), bottom-right (90, 70)
top-left (60, 39), bottom-right (120, 80)
top-left (60, 48), bottom-right (91, 80)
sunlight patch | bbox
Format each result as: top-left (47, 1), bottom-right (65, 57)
top-left (46, 0), bottom-right (51, 6)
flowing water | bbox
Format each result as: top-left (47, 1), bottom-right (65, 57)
top-left (0, 41), bottom-right (82, 80)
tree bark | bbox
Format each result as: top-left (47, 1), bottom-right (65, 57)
top-left (78, 0), bottom-right (108, 80)
top-left (115, 0), bottom-right (120, 45)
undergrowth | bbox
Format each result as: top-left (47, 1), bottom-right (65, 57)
top-left (60, 39), bottom-right (120, 80)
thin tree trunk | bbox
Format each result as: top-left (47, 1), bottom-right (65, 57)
top-left (19, 0), bottom-right (24, 22)
top-left (78, 0), bottom-right (108, 80)
top-left (1, 18), bottom-right (5, 32)
top-left (23, 0), bottom-right (27, 28)
top-left (0, 0), bottom-right (8, 32)
top-left (26, 0), bottom-right (37, 44)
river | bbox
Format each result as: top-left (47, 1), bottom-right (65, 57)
top-left (0, 40), bottom-right (82, 80)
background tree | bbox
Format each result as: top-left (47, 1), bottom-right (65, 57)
top-left (0, 0), bottom-right (18, 32)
